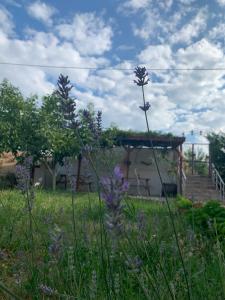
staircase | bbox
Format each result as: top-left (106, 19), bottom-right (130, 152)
top-left (184, 175), bottom-right (220, 202)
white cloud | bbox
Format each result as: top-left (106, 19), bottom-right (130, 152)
top-left (0, 7), bottom-right (14, 35)
top-left (131, 2), bottom-right (191, 41)
top-left (27, 1), bottom-right (56, 26)
top-left (119, 0), bottom-right (151, 12)
top-left (138, 44), bottom-right (173, 69)
top-left (0, 28), bottom-right (109, 96)
top-left (217, 0), bottom-right (225, 7)
top-left (2, 1), bottom-right (225, 135)
top-left (209, 23), bottom-right (225, 42)
top-left (57, 13), bottom-right (113, 56)
top-left (170, 8), bottom-right (207, 45)
top-left (133, 9), bottom-right (159, 40)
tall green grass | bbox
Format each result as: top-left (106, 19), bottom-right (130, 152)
top-left (0, 190), bottom-right (225, 299)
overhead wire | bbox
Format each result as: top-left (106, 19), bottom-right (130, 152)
top-left (1, 61), bottom-right (225, 71)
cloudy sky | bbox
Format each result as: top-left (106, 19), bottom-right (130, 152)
top-left (1, 0), bottom-right (225, 137)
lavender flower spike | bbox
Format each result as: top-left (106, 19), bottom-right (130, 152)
top-left (15, 156), bottom-right (33, 192)
top-left (134, 66), bottom-right (149, 86)
top-left (101, 165), bottom-right (129, 239)
top-left (139, 101), bottom-right (151, 112)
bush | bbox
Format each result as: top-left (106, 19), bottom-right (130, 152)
top-left (176, 194), bottom-right (193, 209)
top-left (0, 173), bottom-right (17, 189)
top-left (187, 200), bottom-right (225, 238)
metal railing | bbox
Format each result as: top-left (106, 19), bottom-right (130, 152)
top-left (211, 163), bottom-right (225, 201)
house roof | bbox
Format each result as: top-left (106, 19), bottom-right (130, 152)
top-left (115, 135), bottom-right (185, 149)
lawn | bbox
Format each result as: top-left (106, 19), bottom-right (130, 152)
top-left (0, 189), bottom-right (225, 299)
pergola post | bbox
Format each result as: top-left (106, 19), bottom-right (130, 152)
top-left (124, 146), bottom-right (132, 180)
top-left (179, 144), bottom-right (183, 195)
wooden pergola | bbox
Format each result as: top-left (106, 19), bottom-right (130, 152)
top-left (115, 134), bottom-right (185, 195)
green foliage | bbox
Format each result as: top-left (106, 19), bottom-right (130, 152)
top-left (176, 194), bottom-right (193, 209)
top-left (0, 173), bottom-right (16, 189)
top-left (112, 128), bottom-right (174, 139)
top-left (1, 191), bottom-right (225, 299)
top-left (0, 80), bottom-right (46, 162)
top-left (19, 96), bottom-right (46, 161)
top-left (208, 132), bottom-right (225, 180)
top-left (187, 201), bottom-right (225, 238)
top-left (0, 80), bottom-right (24, 154)
top-left (41, 93), bottom-right (79, 165)
top-left (184, 147), bottom-right (208, 175)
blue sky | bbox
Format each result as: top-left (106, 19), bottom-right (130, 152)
top-left (1, 0), bottom-right (225, 139)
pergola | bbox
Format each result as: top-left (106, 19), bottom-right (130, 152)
top-left (114, 134), bottom-right (186, 195)
top-left (115, 135), bottom-right (185, 149)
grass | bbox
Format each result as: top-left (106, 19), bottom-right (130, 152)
top-left (0, 189), bottom-right (225, 299)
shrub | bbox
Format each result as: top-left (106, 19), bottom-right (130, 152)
top-left (187, 200), bottom-right (225, 238)
top-left (176, 194), bottom-right (193, 209)
top-left (0, 173), bottom-right (17, 189)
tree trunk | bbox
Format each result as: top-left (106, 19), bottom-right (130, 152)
top-left (52, 171), bottom-right (57, 191)
top-left (43, 160), bottom-right (58, 191)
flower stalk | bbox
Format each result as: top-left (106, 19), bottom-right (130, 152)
top-left (134, 66), bottom-right (191, 300)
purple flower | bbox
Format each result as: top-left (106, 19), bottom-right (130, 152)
top-left (48, 225), bottom-right (63, 259)
top-left (139, 101), bottom-right (151, 112)
top-left (125, 255), bottom-right (143, 273)
top-left (134, 66), bottom-right (149, 86)
top-left (96, 110), bottom-right (102, 136)
top-left (63, 158), bottom-right (76, 192)
top-left (39, 284), bottom-right (56, 296)
top-left (137, 211), bottom-right (147, 240)
top-left (15, 156), bottom-right (33, 192)
top-left (101, 166), bottom-right (129, 240)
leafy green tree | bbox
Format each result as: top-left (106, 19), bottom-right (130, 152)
top-left (19, 96), bottom-right (47, 161)
top-left (0, 80), bottom-right (24, 155)
top-left (184, 148), bottom-right (208, 175)
top-left (40, 92), bottom-right (79, 190)
top-left (208, 133), bottom-right (225, 180)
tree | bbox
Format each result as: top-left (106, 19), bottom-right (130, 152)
top-left (40, 92), bottom-right (79, 190)
top-left (0, 80), bottom-right (24, 155)
top-left (208, 133), bottom-right (225, 180)
top-left (184, 148), bottom-right (208, 175)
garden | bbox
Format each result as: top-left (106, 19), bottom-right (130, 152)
top-left (1, 67), bottom-right (225, 299)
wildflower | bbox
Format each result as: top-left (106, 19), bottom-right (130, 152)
top-left (125, 255), bottom-right (142, 273)
top-left (134, 66), bottom-right (149, 86)
top-left (48, 224), bottom-right (64, 259)
top-left (114, 273), bottom-right (120, 296)
top-left (90, 270), bottom-right (97, 299)
top-left (39, 284), bottom-right (57, 296)
top-left (137, 210), bottom-right (147, 240)
top-left (0, 249), bottom-right (8, 260)
top-left (96, 110), bottom-right (102, 136)
top-left (13, 273), bottom-right (22, 285)
top-left (42, 213), bottom-right (54, 225)
top-left (101, 166), bottom-right (129, 238)
top-left (67, 246), bottom-right (75, 273)
top-left (15, 156), bottom-right (33, 192)
top-left (139, 101), bottom-right (151, 112)
top-left (63, 157), bottom-right (76, 192)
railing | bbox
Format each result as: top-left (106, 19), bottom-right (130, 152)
top-left (181, 168), bottom-right (187, 195)
top-left (182, 168), bottom-right (187, 182)
top-left (211, 163), bottom-right (225, 201)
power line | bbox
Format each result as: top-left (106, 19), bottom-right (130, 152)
top-left (1, 61), bottom-right (225, 71)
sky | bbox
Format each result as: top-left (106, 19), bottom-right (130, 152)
top-left (0, 0), bottom-right (225, 140)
